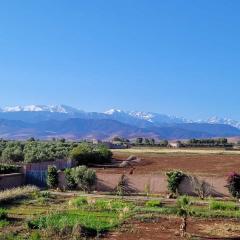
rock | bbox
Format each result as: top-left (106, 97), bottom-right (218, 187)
top-left (127, 155), bottom-right (137, 161)
top-left (119, 161), bottom-right (131, 168)
top-left (131, 158), bottom-right (142, 164)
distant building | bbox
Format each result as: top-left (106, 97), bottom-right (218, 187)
top-left (92, 139), bottom-right (102, 144)
top-left (169, 142), bottom-right (181, 148)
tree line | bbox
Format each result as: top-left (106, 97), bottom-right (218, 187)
top-left (0, 139), bottom-right (112, 164)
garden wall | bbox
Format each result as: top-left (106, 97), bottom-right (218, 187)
top-left (58, 172), bottom-right (230, 197)
top-left (0, 173), bottom-right (25, 190)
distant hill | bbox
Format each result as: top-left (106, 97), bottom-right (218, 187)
top-left (0, 105), bottom-right (239, 140)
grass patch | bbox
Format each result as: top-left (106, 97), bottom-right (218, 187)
top-left (145, 200), bottom-right (162, 208)
top-left (0, 219), bottom-right (9, 227)
top-left (0, 186), bottom-right (39, 204)
top-left (209, 200), bottom-right (239, 211)
top-left (28, 197), bottom-right (134, 236)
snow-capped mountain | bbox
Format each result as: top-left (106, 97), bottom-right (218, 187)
top-left (1, 105), bottom-right (81, 114)
top-left (0, 105), bottom-right (240, 140)
top-left (197, 117), bottom-right (240, 130)
top-left (1, 105), bottom-right (240, 130)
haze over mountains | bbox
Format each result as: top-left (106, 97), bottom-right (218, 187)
top-left (0, 105), bottom-right (239, 140)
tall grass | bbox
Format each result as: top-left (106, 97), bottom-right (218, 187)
top-left (0, 186), bottom-right (39, 203)
top-left (209, 200), bottom-right (239, 211)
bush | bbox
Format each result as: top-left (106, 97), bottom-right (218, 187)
top-left (177, 195), bottom-right (191, 208)
top-left (70, 143), bottom-right (112, 166)
top-left (209, 200), bottom-right (238, 211)
top-left (0, 164), bottom-right (20, 174)
top-left (1, 142), bottom-right (24, 162)
top-left (64, 168), bottom-right (77, 190)
top-left (166, 170), bottom-right (186, 195)
top-left (0, 208), bottom-right (7, 220)
top-left (227, 172), bottom-right (240, 198)
top-left (47, 165), bottom-right (58, 189)
top-left (145, 200), bottom-right (162, 207)
top-left (65, 166), bottom-right (96, 192)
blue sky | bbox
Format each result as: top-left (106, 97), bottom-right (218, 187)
top-left (0, 1), bottom-right (239, 120)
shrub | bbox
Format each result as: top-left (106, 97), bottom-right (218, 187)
top-left (166, 170), bottom-right (186, 195)
top-left (177, 195), bottom-right (191, 208)
top-left (64, 168), bottom-right (77, 190)
top-left (0, 209), bottom-right (7, 220)
top-left (145, 200), bottom-right (162, 208)
top-left (47, 165), bottom-right (59, 189)
top-left (70, 143), bottom-right (112, 166)
top-left (209, 200), bottom-right (238, 211)
top-left (227, 172), bottom-right (240, 198)
top-left (66, 166), bottom-right (96, 192)
top-left (0, 164), bottom-right (20, 174)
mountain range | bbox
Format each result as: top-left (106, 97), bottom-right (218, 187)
top-left (0, 105), bottom-right (239, 140)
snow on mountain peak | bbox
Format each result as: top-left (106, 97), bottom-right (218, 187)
top-left (104, 109), bottom-right (124, 115)
top-left (1, 105), bottom-right (80, 114)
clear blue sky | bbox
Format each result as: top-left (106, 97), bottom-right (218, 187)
top-left (0, 1), bottom-right (239, 120)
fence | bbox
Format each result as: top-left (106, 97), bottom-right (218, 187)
top-left (23, 159), bottom-right (76, 187)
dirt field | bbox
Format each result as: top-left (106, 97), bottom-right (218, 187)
top-left (105, 217), bottom-right (240, 240)
top-left (97, 148), bottom-right (240, 176)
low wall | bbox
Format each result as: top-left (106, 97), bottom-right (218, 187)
top-left (0, 173), bottom-right (25, 190)
top-left (58, 172), bottom-right (230, 197)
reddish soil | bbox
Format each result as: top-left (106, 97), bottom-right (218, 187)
top-left (104, 217), bottom-right (240, 240)
top-left (95, 152), bottom-right (240, 176)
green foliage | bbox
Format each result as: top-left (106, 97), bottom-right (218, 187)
top-left (23, 141), bottom-right (75, 163)
top-left (166, 170), bottom-right (186, 194)
top-left (0, 219), bottom-right (9, 228)
top-left (47, 166), bottom-right (58, 189)
top-left (0, 209), bottom-right (7, 220)
top-left (70, 143), bottom-right (112, 165)
top-left (1, 142), bottom-right (24, 162)
top-left (177, 195), bottom-right (191, 208)
top-left (0, 164), bottom-right (20, 174)
top-left (64, 168), bottom-right (77, 190)
top-left (209, 200), bottom-right (238, 211)
top-left (145, 200), bottom-right (162, 208)
top-left (65, 166), bottom-right (96, 192)
top-left (69, 197), bottom-right (133, 213)
top-left (69, 197), bottom-right (88, 207)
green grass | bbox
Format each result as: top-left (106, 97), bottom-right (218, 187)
top-left (0, 219), bottom-right (9, 227)
top-left (209, 200), bottom-right (239, 211)
top-left (28, 210), bottom-right (121, 233)
top-left (69, 197), bottom-right (134, 212)
top-left (28, 197), bottom-right (134, 235)
top-left (145, 200), bottom-right (162, 208)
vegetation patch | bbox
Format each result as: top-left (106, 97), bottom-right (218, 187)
top-left (0, 186), bottom-right (39, 203)
top-left (166, 170), bottom-right (186, 195)
top-left (209, 200), bottom-right (239, 211)
top-left (145, 200), bottom-right (162, 208)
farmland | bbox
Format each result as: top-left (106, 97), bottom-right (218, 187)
top-left (2, 146), bottom-right (240, 239)
top-left (109, 148), bottom-right (240, 176)
top-left (2, 188), bottom-right (240, 239)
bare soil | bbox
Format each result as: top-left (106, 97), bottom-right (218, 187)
top-left (104, 217), bottom-right (240, 240)
top-left (95, 151), bottom-right (240, 176)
